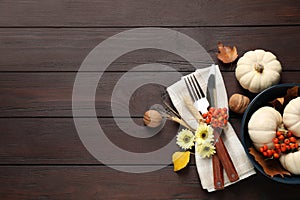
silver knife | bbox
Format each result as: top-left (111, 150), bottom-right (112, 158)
top-left (207, 73), bottom-right (239, 183)
top-left (207, 74), bottom-right (224, 189)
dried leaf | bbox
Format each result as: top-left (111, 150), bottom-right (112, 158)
top-left (269, 86), bottom-right (299, 113)
top-left (283, 86), bottom-right (299, 107)
top-left (217, 42), bottom-right (238, 63)
top-left (172, 151), bottom-right (191, 172)
top-left (277, 97), bottom-right (284, 105)
top-left (269, 98), bottom-right (284, 114)
top-left (249, 147), bottom-right (291, 177)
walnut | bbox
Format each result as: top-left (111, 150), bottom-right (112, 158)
top-left (229, 94), bottom-right (250, 114)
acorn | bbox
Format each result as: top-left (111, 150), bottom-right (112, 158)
top-left (229, 93), bottom-right (250, 114)
top-left (143, 110), bottom-right (163, 128)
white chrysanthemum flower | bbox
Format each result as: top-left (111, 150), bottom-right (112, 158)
top-left (176, 129), bottom-right (195, 150)
top-left (196, 142), bottom-right (216, 158)
top-left (195, 123), bottom-right (214, 144)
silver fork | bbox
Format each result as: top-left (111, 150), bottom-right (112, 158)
top-left (184, 74), bottom-right (209, 114)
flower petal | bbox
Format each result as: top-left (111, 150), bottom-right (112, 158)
top-left (176, 129), bottom-right (195, 150)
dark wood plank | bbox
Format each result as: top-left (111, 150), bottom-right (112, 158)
top-left (0, 166), bottom-right (300, 199)
top-left (0, 117), bottom-right (242, 164)
top-left (0, 72), bottom-right (298, 117)
top-left (0, 1), bottom-right (298, 199)
top-left (0, 27), bottom-right (299, 72)
top-left (0, 0), bottom-right (299, 27)
top-left (0, 118), bottom-right (175, 164)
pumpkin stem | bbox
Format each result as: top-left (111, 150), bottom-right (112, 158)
top-left (254, 63), bottom-right (264, 73)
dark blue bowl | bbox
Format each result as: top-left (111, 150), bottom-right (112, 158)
top-left (241, 83), bottom-right (300, 184)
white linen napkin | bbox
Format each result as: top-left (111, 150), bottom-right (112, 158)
top-left (167, 64), bottom-right (256, 192)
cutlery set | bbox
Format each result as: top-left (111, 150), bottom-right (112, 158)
top-left (184, 74), bottom-right (239, 190)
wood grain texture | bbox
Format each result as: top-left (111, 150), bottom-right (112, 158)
top-left (0, 71), bottom-right (298, 117)
top-left (0, 0), bottom-right (299, 198)
top-left (0, 166), bottom-right (300, 200)
top-left (0, 117), bottom-right (242, 164)
top-left (0, 27), bottom-right (299, 72)
top-left (0, 0), bottom-right (299, 27)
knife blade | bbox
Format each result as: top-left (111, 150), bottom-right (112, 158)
top-left (207, 74), bottom-right (217, 107)
top-left (207, 73), bottom-right (239, 183)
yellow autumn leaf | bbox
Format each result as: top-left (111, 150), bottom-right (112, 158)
top-left (172, 151), bottom-right (191, 172)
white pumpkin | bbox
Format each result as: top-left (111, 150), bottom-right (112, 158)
top-left (236, 49), bottom-right (282, 93)
top-left (283, 97), bottom-right (300, 137)
top-left (279, 151), bottom-right (300, 175)
top-left (248, 106), bottom-right (282, 150)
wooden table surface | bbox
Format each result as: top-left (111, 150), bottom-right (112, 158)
top-left (0, 0), bottom-right (300, 199)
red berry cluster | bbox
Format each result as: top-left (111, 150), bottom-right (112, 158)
top-left (259, 130), bottom-right (299, 159)
top-left (202, 107), bottom-right (228, 128)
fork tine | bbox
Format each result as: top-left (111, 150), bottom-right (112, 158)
top-left (187, 77), bottom-right (197, 100)
top-left (192, 75), bottom-right (205, 98)
top-left (189, 75), bottom-right (202, 100)
top-left (184, 78), bottom-right (196, 101)
top-left (184, 74), bottom-right (209, 114)
top-left (187, 76), bottom-right (200, 100)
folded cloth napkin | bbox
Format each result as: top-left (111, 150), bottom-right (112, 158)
top-left (167, 64), bottom-right (256, 192)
